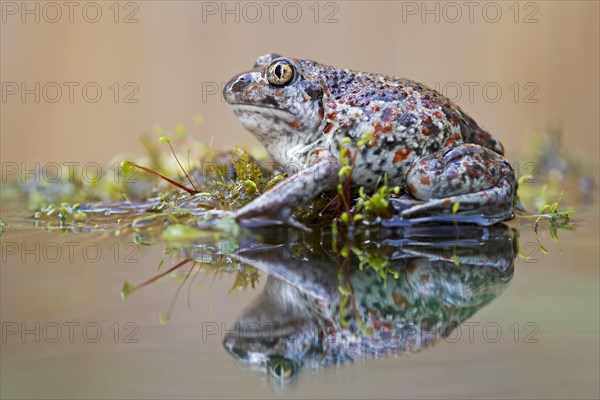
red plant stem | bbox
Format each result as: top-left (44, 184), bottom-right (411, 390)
top-left (129, 258), bottom-right (193, 294)
top-left (129, 162), bottom-right (198, 195)
top-left (165, 261), bottom-right (197, 318)
top-left (167, 142), bottom-right (199, 192)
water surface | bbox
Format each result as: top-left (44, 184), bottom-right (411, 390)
top-left (1, 201), bottom-right (598, 399)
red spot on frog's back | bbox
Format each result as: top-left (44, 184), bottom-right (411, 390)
top-left (393, 148), bottom-right (412, 164)
top-left (372, 121), bottom-right (392, 136)
top-left (444, 138), bottom-right (455, 147)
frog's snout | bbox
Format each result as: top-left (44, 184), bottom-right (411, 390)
top-left (223, 73), bottom-right (252, 104)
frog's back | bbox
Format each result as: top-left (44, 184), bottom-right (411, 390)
top-left (296, 59), bottom-right (504, 157)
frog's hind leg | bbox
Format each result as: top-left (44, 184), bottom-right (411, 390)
top-left (468, 127), bottom-right (505, 155)
top-left (401, 144), bottom-right (516, 225)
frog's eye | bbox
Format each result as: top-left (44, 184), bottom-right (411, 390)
top-left (267, 60), bottom-right (295, 87)
top-left (267, 356), bottom-right (298, 381)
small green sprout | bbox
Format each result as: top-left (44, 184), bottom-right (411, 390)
top-left (452, 252), bottom-right (460, 267)
top-left (518, 173), bottom-right (534, 186)
top-left (452, 202), bottom-right (460, 214)
top-left (174, 124), bottom-right (187, 138)
top-left (338, 285), bottom-right (351, 297)
top-left (530, 191), bottom-right (575, 224)
top-left (352, 214), bottom-right (364, 222)
top-left (353, 176), bottom-right (394, 219)
top-left (338, 166), bottom-right (353, 179)
top-left (340, 245), bottom-right (349, 258)
top-left (340, 212), bottom-right (349, 224)
top-left (121, 281), bottom-right (135, 300)
top-left (356, 131), bottom-right (374, 148)
top-left (158, 311), bottom-right (170, 324)
top-left (153, 125), bottom-right (171, 138)
top-left (331, 220), bottom-right (338, 250)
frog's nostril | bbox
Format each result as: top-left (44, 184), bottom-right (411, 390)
top-left (224, 74), bottom-right (252, 103)
top-left (231, 74), bottom-right (251, 92)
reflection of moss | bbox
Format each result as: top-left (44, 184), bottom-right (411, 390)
top-left (230, 266), bottom-right (260, 292)
top-left (121, 242), bottom-right (263, 323)
top-left (353, 246), bottom-right (398, 283)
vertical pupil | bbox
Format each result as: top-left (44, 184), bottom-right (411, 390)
top-left (275, 65), bottom-right (283, 79)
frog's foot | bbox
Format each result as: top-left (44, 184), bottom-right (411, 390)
top-left (400, 183), bottom-right (515, 224)
top-left (388, 194), bottom-right (424, 212)
top-left (235, 215), bottom-right (311, 232)
top-left (232, 197), bottom-right (290, 221)
top-left (233, 152), bottom-right (338, 229)
top-left (233, 204), bottom-right (311, 231)
top-left (401, 144), bottom-right (516, 225)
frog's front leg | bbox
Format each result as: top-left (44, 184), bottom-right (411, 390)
top-left (233, 150), bottom-right (339, 223)
top-left (401, 144), bottom-right (516, 224)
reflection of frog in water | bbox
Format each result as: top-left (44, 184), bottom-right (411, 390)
top-left (223, 225), bottom-right (516, 385)
top-left (224, 54), bottom-right (516, 225)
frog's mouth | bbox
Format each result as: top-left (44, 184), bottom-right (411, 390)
top-left (229, 104), bottom-right (300, 135)
top-left (230, 104), bottom-right (295, 122)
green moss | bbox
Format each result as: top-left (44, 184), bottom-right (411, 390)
top-left (354, 179), bottom-right (399, 220)
top-left (210, 147), bottom-right (285, 211)
top-left (230, 266), bottom-right (260, 292)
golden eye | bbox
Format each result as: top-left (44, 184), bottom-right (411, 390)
top-left (267, 356), bottom-right (298, 380)
top-left (267, 60), bottom-right (295, 86)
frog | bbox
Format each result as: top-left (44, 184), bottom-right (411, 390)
top-left (223, 54), bottom-right (516, 225)
top-left (222, 224), bottom-right (516, 386)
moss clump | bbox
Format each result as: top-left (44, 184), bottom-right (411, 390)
top-left (210, 147), bottom-right (285, 211)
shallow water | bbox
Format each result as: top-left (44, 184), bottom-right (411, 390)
top-left (1, 201), bottom-right (598, 399)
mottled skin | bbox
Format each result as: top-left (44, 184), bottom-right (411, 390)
top-left (222, 225), bottom-right (516, 385)
top-left (224, 54), bottom-right (516, 225)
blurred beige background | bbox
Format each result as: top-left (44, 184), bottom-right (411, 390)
top-left (1, 0), bottom-right (598, 168)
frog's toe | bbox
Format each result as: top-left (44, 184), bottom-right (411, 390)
top-left (390, 194), bottom-right (424, 213)
top-left (233, 201), bottom-right (313, 230)
top-left (400, 197), bottom-right (480, 218)
top-left (233, 205), bottom-right (289, 223)
top-left (400, 177), bottom-right (516, 225)
top-left (234, 211), bottom-right (310, 231)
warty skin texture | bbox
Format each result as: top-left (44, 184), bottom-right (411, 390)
top-left (223, 54), bottom-right (516, 225)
